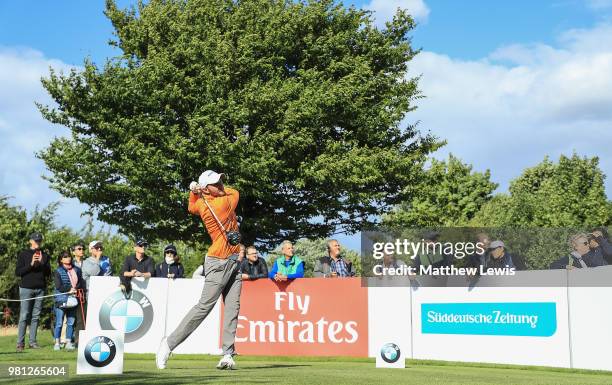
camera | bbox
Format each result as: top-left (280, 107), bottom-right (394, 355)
top-left (226, 231), bottom-right (242, 246)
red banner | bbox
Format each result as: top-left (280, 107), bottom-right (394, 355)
top-left (227, 278), bottom-right (368, 357)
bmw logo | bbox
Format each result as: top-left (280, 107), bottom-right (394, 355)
top-left (380, 343), bottom-right (401, 364)
top-left (84, 336), bottom-right (117, 367)
top-left (99, 290), bottom-right (154, 343)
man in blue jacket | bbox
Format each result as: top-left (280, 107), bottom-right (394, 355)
top-left (269, 241), bottom-right (304, 281)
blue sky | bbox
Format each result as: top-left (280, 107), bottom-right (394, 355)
top-left (0, 1), bottom-right (603, 65)
top-left (1, 0), bottom-right (612, 251)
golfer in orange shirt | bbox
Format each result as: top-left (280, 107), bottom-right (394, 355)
top-left (156, 170), bottom-right (242, 370)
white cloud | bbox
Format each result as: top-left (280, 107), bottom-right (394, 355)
top-left (408, 23), bottom-right (612, 195)
top-left (586, 0), bottom-right (612, 10)
top-left (365, 0), bottom-right (430, 25)
top-left (0, 47), bottom-right (94, 229)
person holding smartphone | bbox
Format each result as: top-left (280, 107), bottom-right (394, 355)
top-left (14, 232), bottom-right (51, 352)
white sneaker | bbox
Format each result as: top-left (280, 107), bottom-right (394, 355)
top-left (65, 342), bottom-right (75, 351)
top-left (53, 343), bottom-right (61, 351)
top-left (216, 354), bottom-right (236, 370)
top-left (156, 337), bottom-right (171, 369)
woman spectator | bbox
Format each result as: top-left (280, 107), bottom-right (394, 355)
top-left (53, 250), bottom-right (84, 351)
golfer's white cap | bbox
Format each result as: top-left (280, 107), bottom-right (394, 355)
top-left (89, 240), bottom-right (102, 249)
top-left (198, 170), bottom-right (225, 186)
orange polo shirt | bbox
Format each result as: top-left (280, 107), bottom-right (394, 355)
top-left (188, 187), bottom-right (240, 259)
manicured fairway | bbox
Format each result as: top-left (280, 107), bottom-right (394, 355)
top-left (1, 334), bottom-right (611, 385)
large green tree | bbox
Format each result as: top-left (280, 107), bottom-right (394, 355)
top-left (382, 154), bottom-right (498, 227)
top-left (37, 0), bottom-right (440, 249)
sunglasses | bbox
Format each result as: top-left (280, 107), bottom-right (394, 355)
top-left (74, 247), bottom-right (83, 251)
top-left (94, 246), bottom-right (104, 251)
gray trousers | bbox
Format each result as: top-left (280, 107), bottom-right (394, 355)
top-left (17, 287), bottom-right (44, 346)
top-left (167, 256), bottom-right (242, 355)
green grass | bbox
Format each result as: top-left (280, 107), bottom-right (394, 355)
top-left (1, 332), bottom-right (612, 384)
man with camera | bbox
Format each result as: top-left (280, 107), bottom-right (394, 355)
top-left (157, 170), bottom-right (242, 370)
top-left (589, 228), bottom-right (612, 265)
top-left (550, 233), bottom-right (607, 269)
top-left (14, 232), bottom-right (51, 352)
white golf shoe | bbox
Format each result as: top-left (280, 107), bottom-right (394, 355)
top-left (216, 354), bottom-right (236, 370)
top-left (156, 337), bottom-right (171, 369)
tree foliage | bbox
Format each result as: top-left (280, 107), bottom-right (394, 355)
top-left (383, 154), bottom-right (497, 227)
top-left (470, 154), bottom-right (612, 227)
top-left (37, 0), bottom-right (440, 249)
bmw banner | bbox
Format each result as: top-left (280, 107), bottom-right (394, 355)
top-left (86, 276), bottom-right (169, 353)
top-left (77, 330), bottom-right (124, 374)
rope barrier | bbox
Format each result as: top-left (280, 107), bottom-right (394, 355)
top-left (0, 291), bottom-right (70, 302)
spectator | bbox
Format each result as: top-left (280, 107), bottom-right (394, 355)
top-left (314, 239), bottom-right (356, 277)
top-left (82, 241), bottom-right (105, 292)
top-left (53, 251), bottom-right (84, 351)
top-left (120, 239), bottom-right (155, 296)
top-left (97, 243), bottom-right (113, 277)
top-left (155, 244), bottom-right (185, 279)
top-left (467, 232), bottom-right (491, 270)
top-left (269, 240), bottom-right (304, 281)
top-left (14, 232), bottom-right (51, 352)
top-left (70, 240), bottom-right (86, 346)
top-left (238, 244), bottom-right (246, 263)
top-left (487, 240), bottom-right (516, 269)
top-left (589, 227), bottom-right (612, 265)
top-left (381, 251), bottom-right (407, 269)
top-left (414, 231), bottom-right (452, 271)
top-left (71, 240), bottom-right (86, 269)
top-left (550, 233), bottom-right (607, 269)
top-left (239, 246), bottom-right (269, 281)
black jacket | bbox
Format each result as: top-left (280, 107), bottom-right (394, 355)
top-left (120, 253), bottom-right (156, 287)
top-left (155, 262), bottom-right (185, 278)
top-left (592, 236), bottom-right (612, 265)
top-left (15, 249), bottom-right (51, 289)
top-left (550, 250), bottom-right (607, 269)
top-left (239, 257), bottom-right (269, 280)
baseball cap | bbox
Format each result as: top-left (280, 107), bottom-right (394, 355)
top-left (89, 240), bottom-right (103, 249)
top-left (29, 232), bottom-right (44, 243)
top-left (135, 238), bottom-right (149, 247)
top-left (164, 244), bottom-right (177, 254)
top-left (198, 170), bottom-right (225, 187)
top-left (489, 240), bottom-right (505, 249)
